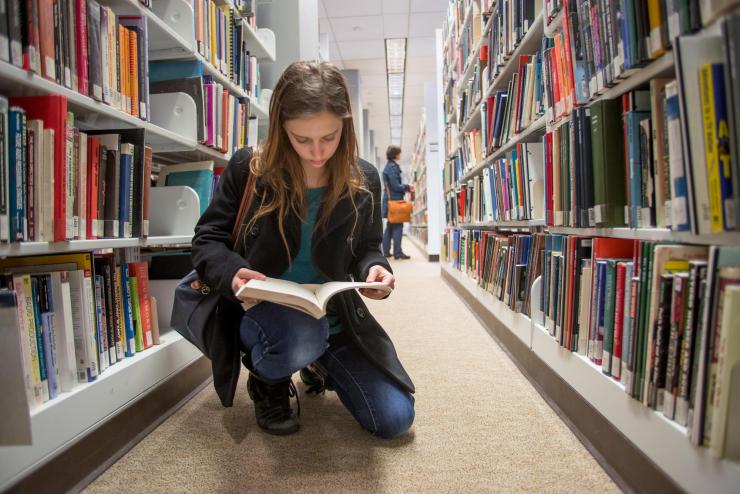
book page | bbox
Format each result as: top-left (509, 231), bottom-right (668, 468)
top-left (315, 281), bottom-right (391, 312)
top-left (236, 278), bottom-right (320, 312)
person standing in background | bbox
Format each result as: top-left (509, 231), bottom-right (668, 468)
top-left (382, 145), bottom-right (413, 260)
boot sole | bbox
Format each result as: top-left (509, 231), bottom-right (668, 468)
top-left (258, 423), bottom-right (300, 436)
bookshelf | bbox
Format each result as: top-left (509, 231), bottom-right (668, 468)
top-left (442, 262), bottom-right (740, 494)
top-left (409, 111), bottom-right (429, 251)
top-left (441, 0), bottom-right (740, 491)
top-left (0, 0), bottom-right (276, 490)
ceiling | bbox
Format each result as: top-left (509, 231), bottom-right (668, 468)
top-left (318, 0), bottom-right (448, 169)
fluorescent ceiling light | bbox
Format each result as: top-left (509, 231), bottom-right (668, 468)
top-left (388, 74), bottom-right (404, 97)
top-left (385, 37), bottom-right (407, 150)
top-left (389, 97), bottom-right (402, 115)
top-left (385, 38), bottom-right (406, 73)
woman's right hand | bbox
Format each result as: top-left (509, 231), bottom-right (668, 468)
top-left (231, 267), bottom-right (267, 294)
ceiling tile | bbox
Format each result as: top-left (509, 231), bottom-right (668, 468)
top-left (341, 58), bottom-right (388, 75)
top-left (337, 40), bottom-right (386, 60)
top-left (330, 16), bottom-right (383, 42)
top-left (382, 0), bottom-right (409, 14)
top-left (322, 0), bottom-right (382, 17)
top-left (319, 18), bottom-right (333, 36)
top-left (408, 12), bottom-right (446, 38)
top-left (407, 36), bottom-right (436, 57)
top-left (383, 14), bottom-right (408, 38)
top-left (319, 0), bottom-right (328, 18)
top-left (410, 0), bottom-right (448, 13)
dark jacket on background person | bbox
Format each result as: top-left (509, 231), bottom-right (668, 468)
top-left (191, 148), bottom-right (415, 407)
top-left (381, 159), bottom-right (409, 218)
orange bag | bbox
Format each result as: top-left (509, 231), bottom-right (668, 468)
top-left (387, 200), bottom-right (412, 224)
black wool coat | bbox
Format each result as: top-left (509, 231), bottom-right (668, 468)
top-left (191, 148), bottom-right (415, 407)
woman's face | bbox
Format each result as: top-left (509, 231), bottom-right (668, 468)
top-left (283, 111), bottom-right (343, 170)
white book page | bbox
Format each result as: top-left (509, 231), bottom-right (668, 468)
top-left (237, 278), bottom-right (319, 309)
top-left (315, 281), bottom-right (390, 312)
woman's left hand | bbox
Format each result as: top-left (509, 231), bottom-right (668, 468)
top-left (360, 265), bottom-right (395, 300)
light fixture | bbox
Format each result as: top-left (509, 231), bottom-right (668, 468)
top-left (385, 37), bottom-right (407, 149)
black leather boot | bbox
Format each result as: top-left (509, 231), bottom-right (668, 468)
top-left (299, 362), bottom-right (333, 394)
top-left (246, 373), bottom-right (300, 435)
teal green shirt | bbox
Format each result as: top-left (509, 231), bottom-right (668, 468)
top-left (280, 187), bottom-right (343, 334)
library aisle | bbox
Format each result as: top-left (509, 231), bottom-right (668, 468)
top-left (83, 242), bottom-right (616, 493)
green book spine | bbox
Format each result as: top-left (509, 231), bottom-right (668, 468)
top-left (602, 259), bottom-right (618, 375)
top-left (590, 100), bottom-right (607, 224)
top-left (636, 242), bottom-right (655, 401)
top-left (603, 98), bottom-right (627, 226)
top-left (129, 274), bottom-right (143, 352)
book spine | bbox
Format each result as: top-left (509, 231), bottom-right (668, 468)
top-left (699, 64), bottom-right (724, 233)
top-left (119, 263), bottom-right (135, 357)
top-left (127, 266), bottom-right (143, 352)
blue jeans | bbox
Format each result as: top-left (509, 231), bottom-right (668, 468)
top-left (382, 222), bottom-right (404, 257)
top-left (239, 302), bottom-right (415, 438)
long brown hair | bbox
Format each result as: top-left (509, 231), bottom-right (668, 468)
top-left (244, 61), bottom-right (365, 258)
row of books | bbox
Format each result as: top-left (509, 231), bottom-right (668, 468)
top-left (485, 0), bottom-right (542, 86)
top-left (150, 61), bottom-right (257, 152)
top-left (192, 0), bottom-right (263, 90)
top-left (0, 252), bottom-right (160, 409)
top-left (0, 1), bottom-right (151, 120)
top-left (446, 143), bottom-right (545, 225)
top-left (481, 48), bottom-right (546, 154)
top-left (0, 94), bottom-right (241, 243)
top-left (0, 95), bottom-right (154, 242)
top-left (443, 227), bottom-right (740, 461)
top-left (446, 228), bottom-right (544, 316)
top-left (539, 237), bottom-right (740, 460)
top-left (543, 30), bottom-right (739, 235)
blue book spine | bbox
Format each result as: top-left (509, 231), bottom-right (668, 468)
top-left (666, 92), bottom-right (690, 231)
top-left (118, 147), bottom-right (132, 237)
top-left (41, 312), bottom-right (59, 399)
top-left (596, 261), bottom-right (608, 365)
top-left (8, 108), bottom-right (25, 241)
top-left (710, 63), bottom-right (736, 231)
top-left (119, 264), bottom-right (136, 357)
top-left (627, 112), bottom-right (650, 226)
top-left (94, 275), bottom-right (106, 370)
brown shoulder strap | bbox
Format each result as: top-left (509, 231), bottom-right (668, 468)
top-left (231, 168), bottom-right (257, 243)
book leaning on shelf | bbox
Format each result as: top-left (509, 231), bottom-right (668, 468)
top-left (0, 252), bottom-right (159, 412)
top-left (236, 278), bottom-right (392, 319)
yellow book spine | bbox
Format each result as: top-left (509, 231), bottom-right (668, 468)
top-left (647, 0), bottom-right (667, 58)
top-left (699, 64), bottom-right (724, 232)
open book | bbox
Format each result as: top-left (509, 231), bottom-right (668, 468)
top-left (235, 277), bottom-right (392, 318)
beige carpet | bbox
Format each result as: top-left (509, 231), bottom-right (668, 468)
top-left (85, 239), bottom-right (618, 493)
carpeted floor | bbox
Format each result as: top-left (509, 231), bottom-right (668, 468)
top-left (84, 239), bottom-right (619, 493)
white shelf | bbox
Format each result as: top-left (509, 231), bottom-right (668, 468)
top-left (249, 95), bottom-right (269, 120)
top-left (0, 60), bottom-right (233, 164)
top-left (0, 235), bottom-right (194, 257)
top-left (0, 331), bottom-right (202, 490)
top-left (456, 219), bottom-right (546, 229)
top-left (530, 322), bottom-right (740, 494)
top-left (547, 226), bottom-right (740, 246)
top-left (590, 52), bottom-right (675, 104)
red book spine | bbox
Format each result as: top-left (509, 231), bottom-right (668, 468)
top-left (75, 0), bottom-right (89, 96)
top-left (23, 0), bottom-right (41, 73)
top-left (613, 261), bottom-right (627, 380)
top-left (9, 95), bottom-right (68, 241)
top-left (87, 136), bottom-right (99, 239)
top-left (561, 0), bottom-right (575, 113)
